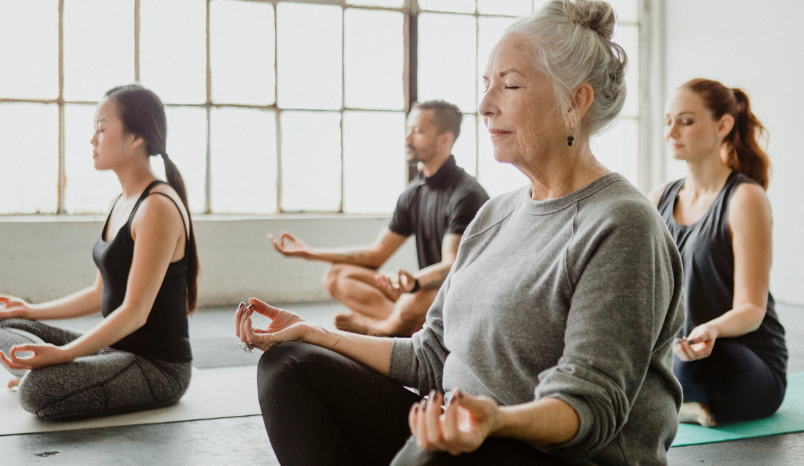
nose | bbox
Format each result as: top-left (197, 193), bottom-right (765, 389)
top-left (90, 131), bottom-right (98, 146)
top-left (665, 121), bottom-right (679, 141)
top-left (479, 87), bottom-right (497, 119)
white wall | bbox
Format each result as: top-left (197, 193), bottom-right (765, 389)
top-left (663, 0), bottom-right (804, 305)
top-left (0, 215), bottom-right (418, 307)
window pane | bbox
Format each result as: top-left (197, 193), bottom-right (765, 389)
top-left (346, 0), bottom-right (403, 7)
top-left (345, 9), bottom-right (404, 111)
top-left (477, 119), bottom-right (528, 197)
top-left (343, 111), bottom-right (405, 213)
top-left (0, 1), bottom-right (58, 100)
top-left (140, 0), bottom-right (206, 104)
top-left (613, 24), bottom-right (639, 118)
top-left (277, 3), bottom-right (342, 110)
top-left (280, 111), bottom-right (342, 212)
top-left (608, 0), bottom-right (639, 23)
top-left (164, 107), bottom-right (208, 214)
top-left (210, 108), bottom-right (277, 213)
top-left (478, 0), bottom-right (531, 16)
top-left (453, 114), bottom-right (477, 177)
top-left (478, 16), bottom-right (517, 105)
top-left (591, 117), bottom-right (639, 186)
top-left (418, 13), bottom-right (477, 112)
top-left (64, 104), bottom-right (121, 213)
top-left (209, 0), bottom-right (275, 106)
top-left (0, 104), bottom-right (58, 213)
top-left (63, 0), bottom-right (134, 101)
top-left (418, 0), bottom-right (475, 13)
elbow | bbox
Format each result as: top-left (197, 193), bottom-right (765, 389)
top-left (747, 307), bottom-right (767, 333)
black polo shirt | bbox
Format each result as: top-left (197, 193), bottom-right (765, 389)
top-left (389, 156), bottom-right (489, 269)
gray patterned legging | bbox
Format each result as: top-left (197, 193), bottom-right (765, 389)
top-left (0, 318), bottom-right (191, 421)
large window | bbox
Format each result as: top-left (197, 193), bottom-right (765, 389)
top-left (0, 0), bottom-right (641, 214)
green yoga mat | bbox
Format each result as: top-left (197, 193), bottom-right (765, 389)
top-left (672, 371), bottom-right (804, 446)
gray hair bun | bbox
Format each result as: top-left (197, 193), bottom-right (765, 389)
top-left (565, 0), bottom-right (617, 41)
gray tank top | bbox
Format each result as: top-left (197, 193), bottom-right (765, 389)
top-left (658, 171), bottom-right (787, 376)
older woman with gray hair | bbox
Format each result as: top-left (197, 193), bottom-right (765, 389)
top-left (236, 1), bottom-right (684, 464)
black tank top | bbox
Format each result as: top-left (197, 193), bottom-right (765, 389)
top-left (658, 172), bottom-right (786, 375)
top-left (92, 180), bottom-right (193, 363)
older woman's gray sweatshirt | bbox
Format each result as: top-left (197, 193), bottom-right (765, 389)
top-left (389, 173), bottom-right (685, 465)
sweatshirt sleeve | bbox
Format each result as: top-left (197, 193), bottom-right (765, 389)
top-left (387, 273), bottom-right (451, 394)
top-left (536, 200), bottom-right (679, 460)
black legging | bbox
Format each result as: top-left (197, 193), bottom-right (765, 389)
top-left (257, 341), bottom-right (566, 466)
top-left (674, 339), bottom-right (786, 423)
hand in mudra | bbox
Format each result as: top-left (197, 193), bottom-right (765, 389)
top-left (235, 299), bottom-right (316, 352)
top-left (376, 268), bottom-right (418, 300)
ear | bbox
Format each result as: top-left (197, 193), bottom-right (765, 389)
top-left (565, 82), bottom-right (595, 128)
top-left (128, 133), bottom-right (146, 152)
top-left (438, 131), bottom-right (455, 150)
top-left (717, 114), bottom-right (734, 140)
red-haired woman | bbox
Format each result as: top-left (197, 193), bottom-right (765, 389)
top-left (0, 85), bottom-right (199, 420)
top-left (650, 78), bottom-right (786, 427)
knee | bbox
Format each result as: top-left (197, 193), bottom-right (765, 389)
top-left (17, 370), bottom-right (49, 416)
top-left (257, 341), bottom-right (318, 398)
top-left (323, 265), bottom-right (346, 297)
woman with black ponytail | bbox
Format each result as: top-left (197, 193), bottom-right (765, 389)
top-left (0, 84), bottom-right (199, 420)
top-left (651, 78), bottom-right (786, 427)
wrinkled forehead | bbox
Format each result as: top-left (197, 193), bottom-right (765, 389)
top-left (483, 33), bottom-right (537, 78)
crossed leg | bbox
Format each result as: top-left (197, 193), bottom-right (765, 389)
top-left (324, 264), bottom-right (438, 337)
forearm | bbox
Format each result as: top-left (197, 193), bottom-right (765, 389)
top-left (493, 397), bottom-right (580, 448)
top-left (304, 325), bottom-right (393, 375)
top-left (414, 261), bottom-right (452, 291)
top-left (707, 304), bottom-right (766, 338)
top-left (27, 286), bottom-right (102, 320)
top-left (61, 306), bottom-right (145, 359)
top-left (302, 247), bottom-right (385, 269)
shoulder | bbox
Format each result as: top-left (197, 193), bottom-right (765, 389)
top-left (132, 184), bottom-right (188, 235)
top-left (728, 180), bottom-right (771, 228)
top-left (575, 177), bottom-right (667, 241)
top-left (648, 182), bottom-right (670, 208)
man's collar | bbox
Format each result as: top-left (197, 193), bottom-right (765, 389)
top-left (419, 155), bottom-right (458, 187)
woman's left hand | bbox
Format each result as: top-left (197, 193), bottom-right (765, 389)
top-left (409, 389), bottom-right (502, 456)
top-left (674, 324), bottom-right (718, 361)
top-left (0, 344), bottom-right (71, 371)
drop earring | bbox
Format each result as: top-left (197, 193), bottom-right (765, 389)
top-left (567, 134), bottom-right (574, 147)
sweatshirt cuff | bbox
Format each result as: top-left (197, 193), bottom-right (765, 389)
top-left (389, 337), bottom-right (416, 382)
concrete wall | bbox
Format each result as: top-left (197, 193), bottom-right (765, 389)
top-left (662, 0), bottom-right (804, 305)
top-left (0, 215), bottom-right (418, 307)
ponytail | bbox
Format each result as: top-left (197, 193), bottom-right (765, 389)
top-left (105, 84), bottom-right (200, 314)
top-left (726, 89), bottom-right (771, 190)
top-left (680, 79), bottom-right (771, 190)
top-left (161, 153), bottom-right (200, 314)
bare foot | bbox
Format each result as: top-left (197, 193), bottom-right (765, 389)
top-left (679, 402), bottom-right (716, 427)
top-left (7, 377), bottom-right (20, 390)
top-left (335, 312), bottom-right (378, 335)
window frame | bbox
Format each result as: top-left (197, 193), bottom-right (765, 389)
top-left (0, 0), bottom-right (652, 215)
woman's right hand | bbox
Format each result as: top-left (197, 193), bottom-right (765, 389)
top-left (268, 231), bottom-right (309, 258)
top-left (235, 298), bottom-right (317, 352)
top-left (0, 295), bottom-right (32, 320)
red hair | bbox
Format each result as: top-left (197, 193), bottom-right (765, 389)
top-left (680, 78), bottom-right (771, 190)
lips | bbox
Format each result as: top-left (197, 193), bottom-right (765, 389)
top-left (488, 129), bottom-right (512, 137)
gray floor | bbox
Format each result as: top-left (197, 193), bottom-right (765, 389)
top-left (2, 301), bottom-right (803, 465)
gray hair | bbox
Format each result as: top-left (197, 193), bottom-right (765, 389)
top-left (504, 0), bottom-right (627, 136)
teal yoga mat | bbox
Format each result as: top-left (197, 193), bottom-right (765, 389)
top-left (672, 371), bottom-right (804, 446)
